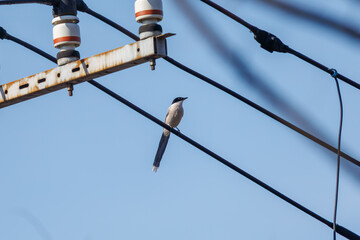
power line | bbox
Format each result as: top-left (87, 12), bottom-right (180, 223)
top-left (163, 56), bottom-right (360, 166)
top-left (88, 80), bottom-right (360, 240)
top-left (174, 0), bottom-right (329, 145)
top-left (1, 16), bottom-right (360, 240)
top-left (200, 0), bottom-right (360, 91)
top-left (255, 0), bottom-right (360, 41)
top-left (0, 0), bottom-right (52, 5)
top-left (2, 0), bottom-right (357, 167)
top-left (0, 29), bottom-right (56, 63)
top-left (82, 8), bottom-right (139, 41)
top-left (75, 6), bottom-right (360, 168)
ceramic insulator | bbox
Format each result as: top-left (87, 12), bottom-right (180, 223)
top-left (52, 15), bottom-right (81, 50)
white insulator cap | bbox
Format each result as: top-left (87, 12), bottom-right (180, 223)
top-left (135, 0), bottom-right (163, 23)
top-left (52, 15), bottom-right (81, 49)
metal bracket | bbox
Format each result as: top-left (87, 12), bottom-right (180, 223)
top-left (0, 34), bottom-right (173, 108)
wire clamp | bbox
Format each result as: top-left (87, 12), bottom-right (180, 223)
top-left (330, 69), bottom-right (338, 78)
top-left (252, 28), bottom-right (289, 53)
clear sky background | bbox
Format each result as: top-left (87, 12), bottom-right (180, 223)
top-left (0, 0), bottom-right (360, 239)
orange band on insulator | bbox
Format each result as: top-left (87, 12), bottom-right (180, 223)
top-left (53, 36), bottom-right (81, 44)
top-left (135, 10), bottom-right (163, 18)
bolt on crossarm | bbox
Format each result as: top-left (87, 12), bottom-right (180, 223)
top-left (51, 0), bottom-right (81, 96)
top-left (134, 0), bottom-right (164, 70)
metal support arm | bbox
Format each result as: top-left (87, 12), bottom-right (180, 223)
top-left (0, 34), bottom-right (172, 108)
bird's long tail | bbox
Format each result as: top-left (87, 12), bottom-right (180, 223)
top-left (152, 132), bottom-right (170, 172)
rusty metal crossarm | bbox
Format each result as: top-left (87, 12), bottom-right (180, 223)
top-left (0, 34), bottom-right (171, 108)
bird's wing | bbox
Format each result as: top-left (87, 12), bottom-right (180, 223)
top-left (152, 132), bottom-right (170, 172)
top-left (164, 108), bottom-right (170, 123)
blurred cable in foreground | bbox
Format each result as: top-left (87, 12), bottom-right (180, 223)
top-left (11, 208), bottom-right (53, 240)
top-left (174, 0), bottom-right (330, 143)
top-left (255, 0), bottom-right (360, 41)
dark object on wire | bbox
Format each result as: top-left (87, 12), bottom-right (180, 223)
top-left (70, 6), bottom-right (360, 168)
top-left (200, 0), bottom-right (360, 91)
top-left (52, 0), bottom-right (77, 17)
top-left (256, 0), bottom-right (360, 41)
top-left (1, 23), bottom-right (359, 240)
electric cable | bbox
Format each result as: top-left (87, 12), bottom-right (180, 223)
top-left (163, 56), bottom-right (359, 168)
top-left (1, 23), bottom-right (360, 240)
top-left (1, 33), bottom-right (57, 63)
top-left (68, 8), bottom-right (360, 168)
top-left (200, 0), bottom-right (360, 91)
top-left (331, 69), bottom-right (344, 240)
top-left (174, 0), bottom-right (328, 145)
top-left (1, 0), bottom-right (356, 167)
top-left (88, 80), bottom-right (360, 240)
top-left (0, 0), bottom-right (52, 5)
top-left (254, 0), bottom-right (360, 41)
top-left (81, 7), bottom-right (139, 41)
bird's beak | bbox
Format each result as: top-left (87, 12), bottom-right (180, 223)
top-left (183, 97), bottom-right (188, 100)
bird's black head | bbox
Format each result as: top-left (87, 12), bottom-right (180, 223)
top-left (172, 97), bottom-right (188, 104)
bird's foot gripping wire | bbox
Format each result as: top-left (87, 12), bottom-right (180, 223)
top-left (175, 127), bottom-right (181, 133)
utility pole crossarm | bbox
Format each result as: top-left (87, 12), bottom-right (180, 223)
top-left (0, 34), bottom-right (172, 109)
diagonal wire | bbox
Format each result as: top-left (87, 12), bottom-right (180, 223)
top-left (73, 8), bottom-right (360, 168)
top-left (174, 0), bottom-right (329, 154)
top-left (254, 0), bottom-right (360, 41)
top-left (0, 0), bottom-right (52, 5)
top-left (1, 24), bottom-right (360, 240)
top-left (200, 0), bottom-right (360, 90)
top-left (89, 81), bottom-right (359, 240)
top-left (88, 80), bottom-right (360, 240)
top-left (86, 0), bottom-right (326, 140)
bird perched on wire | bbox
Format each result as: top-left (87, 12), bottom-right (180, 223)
top-left (152, 97), bottom-right (188, 172)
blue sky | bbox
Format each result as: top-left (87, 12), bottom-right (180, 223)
top-left (0, 0), bottom-right (360, 239)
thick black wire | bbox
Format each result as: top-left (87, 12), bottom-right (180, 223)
top-left (88, 81), bottom-right (359, 240)
top-left (80, 8), bottom-right (360, 168)
top-left (286, 48), bottom-right (360, 91)
top-left (5, 34), bottom-right (57, 62)
top-left (174, 0), bottom-right (328, 149)
top-left (0, 0), bottom-right (52, 5)
top-left (83, 8), bottom-right (140, 41)
top-left (200, 0), bottom-right (360, 91)
top-left (332, 74), bottom-right (344, 240)
top-left (2, 26), bottom-right (360, 240)
top-left (88, 80), bottom-right (344, 237)
top-left (163, 56), bottom-right (360, 165)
